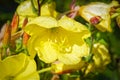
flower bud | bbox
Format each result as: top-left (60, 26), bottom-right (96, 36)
top-left (2, 22), bottom-right (11, 48)
top-left (11, 13), bottom-right (19, 34)
top-left (22, 18), bottom-right (29, 46)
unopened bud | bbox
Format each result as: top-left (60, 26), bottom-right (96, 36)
top-left (11, 13), bottom-right (19, 34)
top-left (22, 18), bottom-right (29, 46)
top-left (2, 21), bottom-right (11, 48)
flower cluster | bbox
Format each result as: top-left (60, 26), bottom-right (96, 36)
top-left (0, 0), bottom-right (119, 79)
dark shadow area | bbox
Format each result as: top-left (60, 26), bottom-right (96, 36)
top-left (0, 0), bottom-right (18, 29)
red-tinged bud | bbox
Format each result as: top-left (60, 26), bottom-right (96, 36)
top-left (90, 16), bottom-right (102, 25)
top-left (11, 13), bottom-right (19, 34)
top-left (70, 0), bottom-right (76, 10)
top-left (0, 23), bottom-right (7, 42)
top-left (2, 22), bottom-right (11, 48)
top-left (67, 0), bottom-right (79, 19)
top-left (22, 17), bottom-right (29, 46)
top-left (67, 6), bottom-right (80, 19)
top-left (22, 17), bottom-right (28, 28)
top-left (23, 33), bottom-right (29, 46)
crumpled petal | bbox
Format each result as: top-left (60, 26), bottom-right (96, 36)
top-left (93, 43), bottom-right (111, 67)
top-left (79, 2), bottom-right (112, 32)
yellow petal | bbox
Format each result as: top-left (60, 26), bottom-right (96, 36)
top-left (15, 72), bottom-right (39, 80)
top-left (0, 53), bottom-right (26, 79)
top-left (24, 24), bottom-right (46, 36)
top-left (0, 53), bottom-right (39, 80)
top-left (58, 16), bottom-right (90, 38)
top-left (15, 57), bottom-right (39, 80)
top-left (25, 16), bottom-right (57, 29)
top-left (27, 36), bottom-right (37, 59)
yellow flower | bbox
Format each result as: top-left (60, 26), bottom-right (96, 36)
top-left (92, 43), bottom-right (111, 67)
top-left (16, 0), bottom-right (58, 27)
top-left (24, 16), bottom-right (90, 65)
top-left (82, 43), bottom-right (111, 75)
top-left (79, 1), bottom-right (119, 32)
top-left (0, 53), bottom-right (39, 80)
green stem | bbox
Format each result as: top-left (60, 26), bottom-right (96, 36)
top-left (86, 23), bottom-right (95, 62)
top-left (38, 67), bottom-right (52, 74)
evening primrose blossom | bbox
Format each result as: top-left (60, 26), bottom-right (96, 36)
top-left (79, 1), bottom-right (119, 32)
top-left (24, 16), bottom-right (91, 65)
top-left (92, 43), bottom-right (111, 68)
top-left (0, 53), bottom-right (39, 80)
top-left (83, 43), bottom-right (111, 75)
